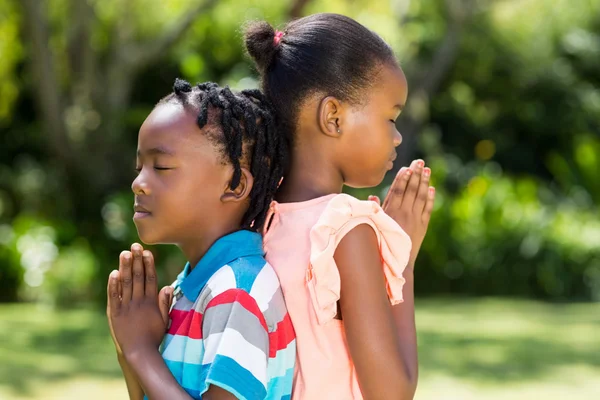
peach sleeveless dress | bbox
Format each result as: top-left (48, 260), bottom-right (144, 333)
top-left (263, 193), bottom-right (412, 399)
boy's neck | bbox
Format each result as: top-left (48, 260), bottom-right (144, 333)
top-left (276, 147), bottom-right (344, 203)
top-left (179, 221), bottom-right (242, 269)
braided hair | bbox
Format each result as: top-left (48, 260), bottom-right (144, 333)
top-left (158, 78), bottom-right (288, 231)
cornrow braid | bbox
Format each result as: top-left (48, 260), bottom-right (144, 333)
top-left (159, 78), bottom-right (288, 231)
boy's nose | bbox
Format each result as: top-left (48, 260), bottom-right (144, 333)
top-left (131, 172), bottom-right (150, 195)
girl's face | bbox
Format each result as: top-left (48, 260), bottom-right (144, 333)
top-left (338, 64), bottom-right (407, 188)
top-left (131, 103), bottom-right (234, 246)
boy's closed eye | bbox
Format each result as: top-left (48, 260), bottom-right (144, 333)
top-left (134, 166), bottom-right (175, 174)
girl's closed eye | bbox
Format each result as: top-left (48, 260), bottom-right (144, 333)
top-left (154, 166), bottom-right (173, 171)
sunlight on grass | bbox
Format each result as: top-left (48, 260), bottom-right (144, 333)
top-left (1, 299), bottom-right (599, 399)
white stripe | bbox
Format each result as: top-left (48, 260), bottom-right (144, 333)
top-left (162, 334), bottom-right (205, 365)
top-left (249, 263), bottom-right (280, 312)
top-left (202, 328), bottom-right (268, 386)
top-left (205, 265), bottom-right (237, 298)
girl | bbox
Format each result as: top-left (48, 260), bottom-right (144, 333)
top-left (244, 14), bottom-right (435, 399)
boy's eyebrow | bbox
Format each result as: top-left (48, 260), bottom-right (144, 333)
top-left (394, 104), bottom-right (405, 111)
top-left (137, 146), bottom-right (176, 157)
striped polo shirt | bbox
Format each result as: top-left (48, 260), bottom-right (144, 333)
top-left (159, 230), bottom-right (295, 399)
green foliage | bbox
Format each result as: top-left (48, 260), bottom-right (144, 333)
top-left (1, 0), bottom-right (599, 304)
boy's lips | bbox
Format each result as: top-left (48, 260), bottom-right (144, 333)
top-left (133, 204), bottom-right (152, 219)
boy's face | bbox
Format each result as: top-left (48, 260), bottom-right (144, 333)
top-left (132, 103), bottom-right (234, 246)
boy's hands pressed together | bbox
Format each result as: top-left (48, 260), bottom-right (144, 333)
top-left (107, 243), bottom-right (174, 359)
top-left (106, 246), bottom-right (236, 400)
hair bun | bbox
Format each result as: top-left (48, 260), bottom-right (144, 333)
top-left (244, 21), bottom-right (279, 72)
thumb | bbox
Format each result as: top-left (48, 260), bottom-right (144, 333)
top-left (158, 286), bottom-right (174, 326)
top-left (368, 195), bottom-right (381, 206)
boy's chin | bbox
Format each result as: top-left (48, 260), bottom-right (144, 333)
top-left (135, 228), bottom-right (166, 246)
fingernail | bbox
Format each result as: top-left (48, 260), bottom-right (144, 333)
top-left (429, 187), bottom-right (436, 194)
top-left (124, 253), bottom-right (131, 260)
top-left (424, 168), bottom-right (431, 177)
top-left (417, 160), bottom-right (424, 168)
top-left (406, 169), bottom-right (413, 176)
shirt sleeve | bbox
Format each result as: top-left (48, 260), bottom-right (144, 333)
top-left (199, 288), bottom-right (270, 400)
top-left (308, 193), bottom-right (412, 325)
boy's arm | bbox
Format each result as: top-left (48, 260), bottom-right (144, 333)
top-left (126, 351), bottom-right (237, 400)
top-left (117, 354), bottom-right (145, 400)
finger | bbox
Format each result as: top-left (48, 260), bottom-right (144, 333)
top-left (368, 195), bottom-right (381, 206)
top-left (382, 167), bottom-right (409, 210)
top-left (119, 251), bottom-right (133, 305)
top-left (413, 167), bottom-right (431, 213)
top-left (422, 186), bottom-right (436, 224)
top-left (131, 243), bottom-right (145, 300)
top-left (143, 250), bottom-right (158, 297)
top-left (107, 270), bottom-right (121, 314)
top-left (401, 160), bottom-right (424, 210)
top-left (158, 286), bottom-right (174, 327)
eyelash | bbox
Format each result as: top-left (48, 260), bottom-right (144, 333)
top-left (134, 166), bottom-right (171, 174)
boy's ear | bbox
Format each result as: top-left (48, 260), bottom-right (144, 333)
top-left (317, 96), bottom-right (344, 139)
top-left (221, 167), bottom-right (254, 203)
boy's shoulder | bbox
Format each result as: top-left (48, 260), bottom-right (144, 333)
top-left (198, 255), bottom-right (282, 315)
top-left (206, 254), bottom-right (278, 291)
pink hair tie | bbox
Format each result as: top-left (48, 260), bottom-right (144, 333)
top-left (274, 30), bottom-right (284, 46)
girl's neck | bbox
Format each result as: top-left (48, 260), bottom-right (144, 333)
top-left (276, 148), bottom-right (344, 203)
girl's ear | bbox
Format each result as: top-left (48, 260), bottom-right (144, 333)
top-left (317, 96), bottom-right (344, 138)
top-left (221, 167), bottom-right (254, 203)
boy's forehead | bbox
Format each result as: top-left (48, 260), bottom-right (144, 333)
top-left (137, 103), bottom-right (221, 161)
top-left (143, 103), bottom-right (194, 132)
top-left (139, 104), bottom-right (199, 147)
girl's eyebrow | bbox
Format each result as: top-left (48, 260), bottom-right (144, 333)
top-left (137, 146), bottom-right (176, 157)
top-left (393, 104), bottom-right (405, 111)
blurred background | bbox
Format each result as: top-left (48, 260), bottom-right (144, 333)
top-left (1, 0), bottom-right (599, 398)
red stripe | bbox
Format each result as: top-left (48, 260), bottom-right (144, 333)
top-left (268, 312), bottom-right (296, 357)
top-left (167, 309), bottom-right (203, 339)
top-left (187, 310), bottom-right (203, 339)
top-left (168, 309), bottom-right (189, 335)
top-left (206, 289), bottom-right (268, 331)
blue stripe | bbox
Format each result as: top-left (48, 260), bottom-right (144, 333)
top-left (199, 354), bottom-right (267, 400)
top-left (267, 341), bottom-right (296, 378)
top-left (228, 256), bottom-right (265, 292)
top-left (265, 367), bottom-right (294, 400)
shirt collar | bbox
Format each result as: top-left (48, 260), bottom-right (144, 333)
top-left (179, 230), bottom-right (264, 301)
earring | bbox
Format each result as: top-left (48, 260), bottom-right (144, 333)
top-left (337, 128), bottom-right (341, 133)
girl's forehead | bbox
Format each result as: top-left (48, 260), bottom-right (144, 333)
top-left (369, 64), bottom-right (408, 105)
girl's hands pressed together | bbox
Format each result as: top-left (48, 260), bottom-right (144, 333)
top-left (372, 159), bottom-right (435, 268)
top-left (107, 243), bottom-right (174, 359)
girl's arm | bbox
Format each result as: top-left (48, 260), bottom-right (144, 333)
top-left (335, 224), bottom-right (417, 400)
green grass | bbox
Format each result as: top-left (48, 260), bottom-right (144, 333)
top-left (1, 298), bottom-right (599, 399)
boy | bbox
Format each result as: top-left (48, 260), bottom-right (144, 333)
top-left (106, 79), bottom-right (295, 400)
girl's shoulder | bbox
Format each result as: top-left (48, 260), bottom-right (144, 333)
top-left (307, 193), bottom-right (412, 324)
